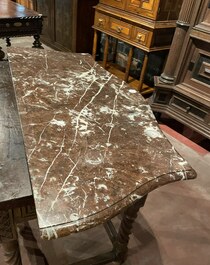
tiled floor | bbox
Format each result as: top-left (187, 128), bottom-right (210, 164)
top-left (0, 37), bottom-right (210, 265)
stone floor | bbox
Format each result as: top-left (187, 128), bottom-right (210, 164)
top-left (0, 37), bottom-right (210, 265)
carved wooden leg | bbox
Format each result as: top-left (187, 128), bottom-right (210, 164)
top-left (103, 34), bottom-right (109, 69)
top-left (19, 222), bottom-right (48, 264)
top-left (138, 52), bottom-right (149, 92)
top-left (124, 46), bottom-right (134, 83)
top-left (114, 195), bottom-right (148, 264)
top-left (0, 46), bottom-right (5, 60)
top-left (92, 29), bottom-right (98, 60)
top-left (0, 210), bottom-right (22, 265)
top-left (2, 240), bottom-right (22, 265)
top-left (32, 34), bottom-right (43, 48)
top-left (6, 37), bottom-right (11, 47)
top-left (112, 38), bottom-right (118, 64)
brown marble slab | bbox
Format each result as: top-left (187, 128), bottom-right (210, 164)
top-left (8, 48), bottom-right (196, 240)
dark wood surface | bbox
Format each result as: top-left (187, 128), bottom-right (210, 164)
top-left (0, 61), bottom-right (32, 210)
top-left (35, 0), bottom-right (98, 53)
top-left (0, 0), bottom-right (43, 53)
top-left (0, 0), bottom-right (41, 18)
top-left (151, 0), bottom-right (210, 139)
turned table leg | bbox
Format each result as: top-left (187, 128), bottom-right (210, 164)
top-left (114, 195), bottom-right (148, 263)
top-left (19, 222), bottom-right (48, 265)
top-left (138, 52), bottom-right (148, 92)
top-left (124, 46), bottom-right (134, 83)
top-left (2, 240), bottom-right (22, 265)
top-left (32, 34), bottom-right (43, 48)
top-left (92, 29), bottom-right (98, 60)
top-left (6, 37), bottom-right (11, 47)
top-left (0, 46), bottom-right (5, 60)
top-left (103, 34), bottom-right (109, 69)
top-left (0, 210), bottom-right (22, 265)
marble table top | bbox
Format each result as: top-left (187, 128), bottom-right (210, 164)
top-left (8, 48), bottom-right (196, 240)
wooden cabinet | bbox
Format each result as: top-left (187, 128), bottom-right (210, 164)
top-left (100, 0), bottom-right (126, 9)
top-left (92, 0), bottom-right (183, 92)
top-left (34, 0), bottom-right (98, 53)
top-left (151, 0), bottom-right (210, 139)
top-left (14, 0), bottom-right (35, 9)
top-left (125, 0), bottom-right (160, 19)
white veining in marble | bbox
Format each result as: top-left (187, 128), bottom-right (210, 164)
top-left (8, 48), bottom-right (196, 239)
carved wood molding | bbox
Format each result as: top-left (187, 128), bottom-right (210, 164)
top-left (0, 210), bottom-right (15, 241)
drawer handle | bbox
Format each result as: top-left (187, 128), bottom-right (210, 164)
top-left (98, 18), bottom-right (104, 26)
top-left (186, 106), bottom-right (191, 112)
top-left (136, 33), bottom-right (143, 41)
top-left (116, 26), bottom-right (122, 33)
top-left (204, 67), bottom-right (210, 74)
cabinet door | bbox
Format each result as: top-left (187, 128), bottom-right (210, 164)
top-left (158, 0), bottom-right (182, 20)
top-left (55, 0), bottom-right (74, 50)
top-left (125, 0), bottom-right (160, 20)
top-left (99, 0), bottom-right (126, 9)
top-left (180, 1), bottom-right (210, 97)
top-left (36, 0), bottom-right (55, 44)
top-left (183, 42), bottom-right (210, 96)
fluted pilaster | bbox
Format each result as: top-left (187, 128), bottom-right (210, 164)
top-left (159, 0), bottom-right (197, 84)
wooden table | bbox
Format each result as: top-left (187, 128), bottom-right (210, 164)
top-left (0, 48), bottom-right (196, 265)
top-left (0, 0), bottom-right (43, 59)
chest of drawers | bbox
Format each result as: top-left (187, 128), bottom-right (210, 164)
top-left (92, 0), bottom-right (183, 92)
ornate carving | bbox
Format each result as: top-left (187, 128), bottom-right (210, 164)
top-left (0, 210), bottom-right (15, 241)
top-left (159, 0), bottom-right (196, 83)
top-left (0, 206), bottom-right (36, 264)
top-left (13, 205), bottom-right (36, 224)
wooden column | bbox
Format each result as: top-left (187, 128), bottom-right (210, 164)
top-left (103, 34), bottom-right (109, 69)
top-left (124, 46), bottom-right (133, 82)
top-left (138, 52), bottom-right (148, 91)
top-left (159, 0), bottom-right (197, 84)
top-left (92, 29), bottom-right (98, 60)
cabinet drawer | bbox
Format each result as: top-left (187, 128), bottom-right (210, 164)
top-left (94, 11), bottom-right (109, 30)
top-left (99, 0), bottom-right (126, 9)
top-left (184, 43), bottom-right (210, 96)
top-left (170, 96), bottom-right (208, 121)
top-left (131, 26), bottom-right (152, 47)
top-left (125, 0), bottom-right (159, 20)
top-left (192, 54), bottom-right (210, 86)
top-left (109, 18), bottom-right (132, 39)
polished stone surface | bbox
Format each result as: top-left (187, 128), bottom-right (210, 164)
top-left (8, 48), bottom-right (196, 240)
